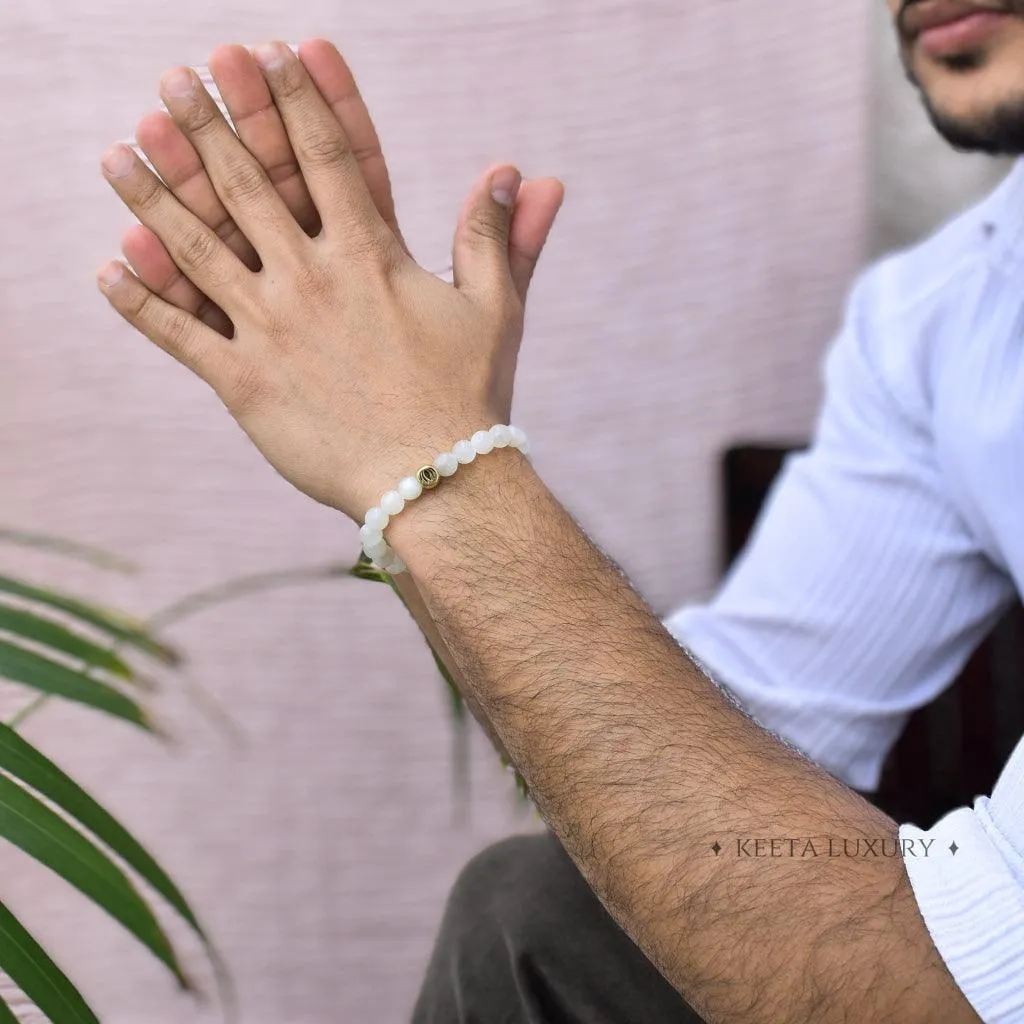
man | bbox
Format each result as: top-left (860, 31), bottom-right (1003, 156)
top-left (96, 1), bottom-right (1023, 1020)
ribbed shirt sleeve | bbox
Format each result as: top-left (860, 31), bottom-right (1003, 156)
top-left (664, 264), bottom-right (1015, 791)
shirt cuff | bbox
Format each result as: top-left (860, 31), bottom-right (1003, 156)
top-left (900, 805), bottom-right (1024, 1022)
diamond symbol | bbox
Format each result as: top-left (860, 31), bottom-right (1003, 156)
top-left (711, 842), bottom-right (721, 855)
top-left (949, 842), bottom-right (959, 856)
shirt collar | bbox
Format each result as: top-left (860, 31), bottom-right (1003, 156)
top-left (986, 158), bottom-right (1024, 269)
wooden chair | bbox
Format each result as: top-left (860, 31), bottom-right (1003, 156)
top-left (723, 445), bottom-right (1024, 828)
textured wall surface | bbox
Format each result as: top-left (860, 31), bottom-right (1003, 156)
top-left (0, 2), bottom-right (869, 1021)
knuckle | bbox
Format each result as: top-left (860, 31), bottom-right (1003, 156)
top-left (178, 99), bottom-right (220, 138)
top-left (330, 223), bottom-right (399, 268)
top-left (293, 261), bottom-right (337, 305)
top-left (254, 299), bottom-right (295, 348)
top-left (354, 231), bottom-right (402, 276)
top-left (153, 300), bottom-right (199, 360)
top-left (162, 306), bottom-right (195, 347)
top-left (132, 173), bottom-right (165, 214)
top-left (175, 229), bottom-right (220, 277)
top-left (297, 127), bottom-right (352, 170)
top-left (123, 284), bottom-right (157, 322)
top-left (467, 208), bottom-right (508, 247)
top-left (219, 160), bottom-right (270, 207)
top-left (118, 283), bottom-right (207, 369)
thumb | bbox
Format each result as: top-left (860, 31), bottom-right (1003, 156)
top-left (452, 165), bottom-right (522, 302)
top-left (508, 177), bottom-right (565, 304)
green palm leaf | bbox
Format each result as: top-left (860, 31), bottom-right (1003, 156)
top-left (0, 993), bottom-right (21, 1023)
top-left (0, 605), bottom-right (135, 681)
top-left (0, 723), bottom-right (201, 936)
top-left (0, 897), bottom-right (100, 1024)
top-left (0, 576), bottom-right (178, 666)
top-left (0, 641), bottom-right (149, 730)
top-left (0, 773), bottom-right (189, 988)
top-left (0, 541), bottom-right (231, 1022)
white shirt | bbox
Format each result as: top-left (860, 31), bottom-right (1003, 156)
top-left (665, 160), bottom-right (1024, 1021)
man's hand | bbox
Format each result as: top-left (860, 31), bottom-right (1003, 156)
top-left (99, 40), bottom-right (563, 520)
top-left (108, 39), bottom-right (549, 762)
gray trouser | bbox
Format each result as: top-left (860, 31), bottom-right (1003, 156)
top-left (411, 832), bottom-right (704, 1024)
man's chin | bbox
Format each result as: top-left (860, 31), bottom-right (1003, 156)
top-left (902, 36), bottom-right (1024, 155)
top-left (922, 95), bottom-right (1024, 155)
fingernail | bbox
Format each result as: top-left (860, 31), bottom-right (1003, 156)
top-left (161, 66), bottom-right (194, 99)
top-left (102, 145), bottom-right (134, 178)
top-left (253, 42), bottom-right (285, 69)
top-left (491, 167), bottom-right (522, 207)
top-left (97, 262), bottom-right (124, 288)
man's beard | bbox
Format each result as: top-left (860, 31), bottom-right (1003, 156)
top-left (899, 0), bottom-right (1024, 154)
top-left (921, 83), bottom-right (1024, 155)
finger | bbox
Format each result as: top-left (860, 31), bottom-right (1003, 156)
top-left (296, 38), bottom-right (406, 249)
top-left (135, 110), bottom-right (261, 271)
top-left (207, 44), bottom-right (321, 237)
top-left (96, 260), bottom-right (237, 387)
top-left (158, 65), bottom-right (305, 261)
top-left (250, 42), bottom-right (386, 244)
top-left (121, 224), bottom-right (234, 337)
top-left (507, 178), bottom-right (565, 304)
top-left (451, 165), bottom-right (521, 304)
top-left (101, 142), bottom-right (248, 305)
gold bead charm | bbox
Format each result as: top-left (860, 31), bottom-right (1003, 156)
top-left (417, 465), bottom-right (441, 490)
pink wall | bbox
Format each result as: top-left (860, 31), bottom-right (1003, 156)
top-left (0, 2), bottom-right (868, 1020)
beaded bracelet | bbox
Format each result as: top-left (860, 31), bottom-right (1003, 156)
top-left (359, 424), bottom-right (531, 574)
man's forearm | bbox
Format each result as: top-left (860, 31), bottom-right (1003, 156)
top-left (96, 38), bottom-right (977, 1022)
top-left (388, 453), bottom-right (975, 1023)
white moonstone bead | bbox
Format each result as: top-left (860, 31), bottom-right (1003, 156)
top-left (433, 452), bottom-right (459, 477)
top-left (388, 557), bottom-right (407, 575)
top-left (453, 440), bottom-right (477, 464)
top-left (380, 490), bottom-right (405, 516)
top-left (359, 525), bottom-right (384, 547)
top-left (364, 507), bottom-right (389, 531)
top-left (376, 548), bottom-right (397, 570)
top-left (490, 424), bottom-right (512, 448)
top-left (364, 538), bottom-right (389, 560)
top-left (398, 476), bottom-right (423, 501)
top-left (508, 426), bottom-right (527, 450)
top-left (471, 430), bottom-right (495, 454)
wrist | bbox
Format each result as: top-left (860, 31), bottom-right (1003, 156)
top-left (333, 413), bottom-right (511, 520)
top-left (356, 422), bottom-right (535, 575)
top-left (384, 446), bottom-right (537, 574)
